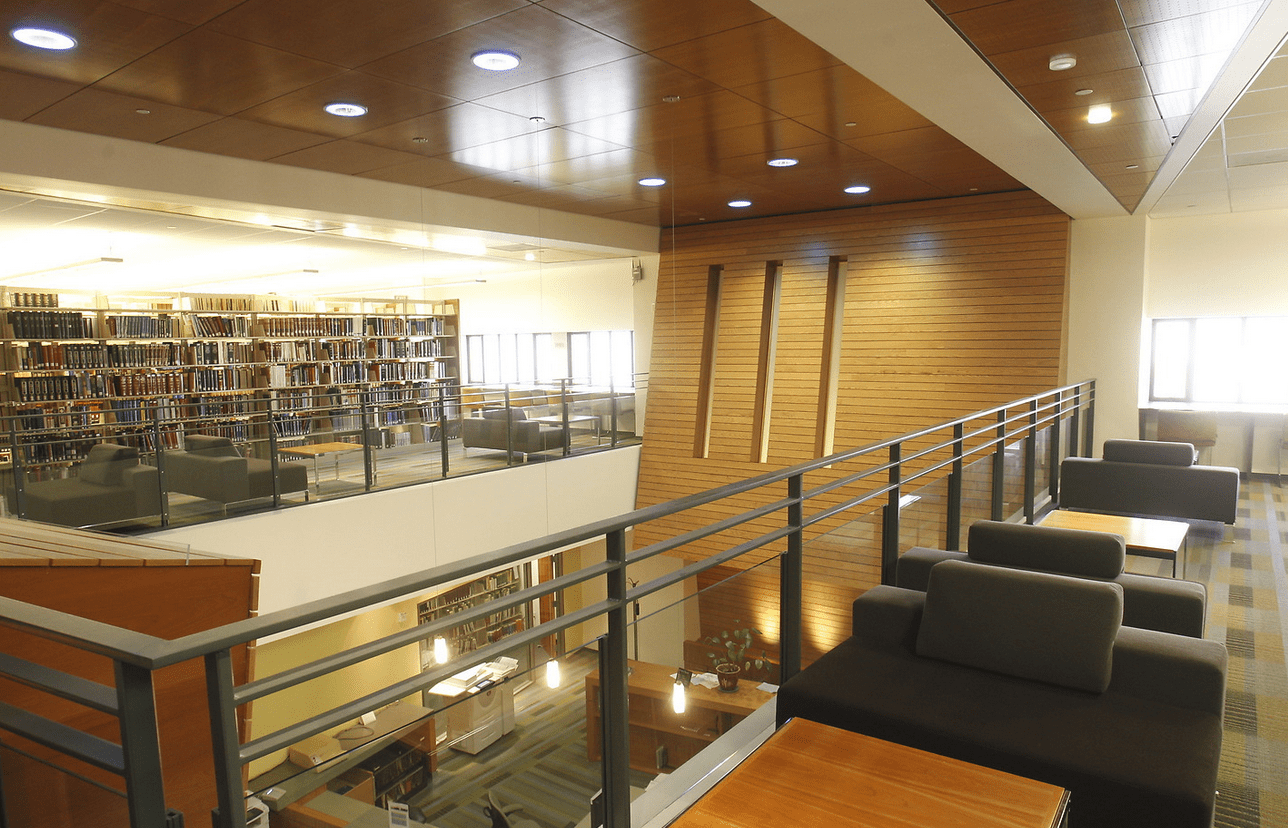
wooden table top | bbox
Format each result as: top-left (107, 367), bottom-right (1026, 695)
top-left (1038, 509), bottom-right (1188, 554)
top-left (670, 718), bottom-right (1068, 828)
top-left (585, 660), bottom-right (772, 715)
top-left (278, 441), bottom-right (362, 458)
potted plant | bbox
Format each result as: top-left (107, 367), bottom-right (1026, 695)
top-left (703, 622), bottom-right (767, 692)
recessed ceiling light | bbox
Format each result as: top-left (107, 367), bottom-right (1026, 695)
top-left (135, 109), bottom-right (151, 115)
top-left (1074, 88), bottom-right (1094, 96)
top-left (472, 50), bottom-right (520, 71)
top-left (528, 115), bottom-right (546, 123)
top-left (844, 121), bottom-right (858, 127)
top-left (662, 95), bottom-right (681, 103)
top-left (767, 157), bottom-right (798, 167)
top-left (11, 27), bottom-right (76, 50)
top-left (728, 199), bottom-right (752, 208)
top-left (1087, 104), bottom-right (1113, 124)
top-left (638, 177), bottom-right (667, 187)
top-left (412, 136), bottom-right (429, 144)
top-left (1126, 164), bottom-right (1139, 169)
top-left (1048, 54), bottom-right (1077, 71)
top-left (844, 185), bottom-right (871, 194)
top-left (524, 252), bottom-right (537, 261)
top-left (324, 102), bottom-right (367, 117)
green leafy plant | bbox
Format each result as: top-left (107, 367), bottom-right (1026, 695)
top-left (703, 622), bottom-right (768, 672)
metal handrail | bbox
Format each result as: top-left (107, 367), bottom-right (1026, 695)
top-left (0, 379), bottom-right (1095, 828)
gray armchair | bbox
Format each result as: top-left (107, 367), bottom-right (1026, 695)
top-left (22, 443), bottom-right (161, 527)
top-left (462, 408), bottom-right (566, 460)
top-left (167, 434), bottom-right (308, 503)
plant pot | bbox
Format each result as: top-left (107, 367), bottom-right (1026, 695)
top-left (715, 662), bottom-right (741, 692)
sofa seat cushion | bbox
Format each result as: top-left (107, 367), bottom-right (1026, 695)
top-left (968, 520), bottom-right (1125, 579)
top-left (916, 561), bottom-right (1123, 693)
top-left (779, 636), bottom-right (1222, 828)
top-left (1103, 438), bottom-right (1195, 466)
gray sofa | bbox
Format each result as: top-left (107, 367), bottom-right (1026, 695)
top-left (1061, 439), bottom-right (1239, 524)
top-left (897, 519), bottom-right (1207, 637)
top-left (22, 443), bottom-right (161, 527)
top-left (167, 434), bottom-right (309, 503)
top-left (777, 561), bottom-right (1227, 828)
top-left (461, 408), bottom-right (566, 459)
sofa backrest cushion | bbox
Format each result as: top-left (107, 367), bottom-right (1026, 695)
top-left (481, 407), bottom-right (526, 421)
top-left (915, 560), bottom-right (1123, 693)
top-left (967, 520), bottom-right (1125, 579)
top-left (1102, 438), bottom-right (1195, 467)
top-left (185, 434), bottom-right (242, 458)
top-left (79, 443), bottom-right (139, 486)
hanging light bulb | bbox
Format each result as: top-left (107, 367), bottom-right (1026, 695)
top-left (546, 659), bottom-right (561, 688)
top-left (672, 679), bottom-right (687, 714)
top-left (433, 636), bottom-right (448, 665)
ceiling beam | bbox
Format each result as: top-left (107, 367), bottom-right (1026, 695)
top-left (752, 0), bottom-right (1127, 219)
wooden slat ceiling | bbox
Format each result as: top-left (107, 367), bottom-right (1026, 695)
top-left (0, 0), bottom-right (1267, 224)
top-left (932, 0), bottom-right (1268, 211)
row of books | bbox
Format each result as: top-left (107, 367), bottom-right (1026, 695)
top-left (7, 310), bottom-right (94, 339)
top-left (271, 413), bottom-right (313, 438)
top-left (188, 421), bottom-right (251, 442)
top-left (190, 314), bottom-right (252, 337)
top-left (368, 362), bottom-right (448, 382)
top-left (188, 341), bottom-right (255, 366)
top-left (368, 339), bottom-right (443, 359)
top-left (191, 367), bottom-right (256, 392)
top-left (104, 314), bottom-right (178, 338)
top-left (262, 339), bottom-right (364, 361)
top-left (259, 315), bottom-right (355, 338)
top-left (7, 291), bottom-right (59, 308)
top-left (365, 316), bottom-right (444, 337)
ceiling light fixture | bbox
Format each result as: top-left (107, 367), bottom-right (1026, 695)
top-left (472, 50), bottom-right (520, 71)
top-left (324, 102), bottom-right (367, 117)
top-left (11, 27), bottom-right (76, 50)
top-left (1074, 88), bottom-right (1094, 96)
top-left (1087, 104), bottom-right (1113, 124)
top-left (767, 158), bottom-right (798, 167)
top-left (1048, 54), bottom-right (1077, 71)
top-left (844, 185), bottom-right (871, 194)
top-left (638, 177), bottom-right (667, 187)
top-left (728, 199), bottom-right (752, 208)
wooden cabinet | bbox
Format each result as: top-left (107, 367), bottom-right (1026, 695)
top-left (585, 660), bottom-right (772, 773)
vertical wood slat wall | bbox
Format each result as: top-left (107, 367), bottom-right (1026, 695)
top-left (637, 191), bottom-right (1071, 663)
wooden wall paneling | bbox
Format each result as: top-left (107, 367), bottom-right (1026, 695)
top-left (750, 261), bottom-right (783, 463)
top-left (706, 262), bottom-right (768, 462)
top-left (637, 191), bottom-right (1070, 669)
top-left (692, 264), bottom-right (724, 459)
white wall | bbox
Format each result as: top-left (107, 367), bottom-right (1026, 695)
top-left (153, 446), bottom-right (642, 616)
top-left (1066, 215), bottom-right (1150, 448)
top-left (1069, 208), bottom-right (1288, 465)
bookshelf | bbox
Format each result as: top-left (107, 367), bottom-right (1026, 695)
top-left (416, 565), bottom-right (527, 662)
top-left (0, 289), bottom-right (461, 477)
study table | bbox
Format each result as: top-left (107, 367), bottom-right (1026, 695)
top-left (668, 717), bottom-right (1069, 828)
top-left (278, 441), bottom-right (362, 490)
top-left (1038, 508), bottom-right (1189, 577)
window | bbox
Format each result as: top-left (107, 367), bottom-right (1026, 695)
top-left (1149, 317), bottom-right (1288, 405)
top-left (464, 332), bottom-right (565, 385)
top-left (568, 330), bottom-right (634, 388)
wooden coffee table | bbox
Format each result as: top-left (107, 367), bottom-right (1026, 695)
top-left (669, 718), bottom-right (1068, 828)
top-left (278, 441), bottom-right (362, 490)
top-left (1038, 509), bottom-right (1189, 577)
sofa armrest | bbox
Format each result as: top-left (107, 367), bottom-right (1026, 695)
top-left (1111, 626), bottom-right (1227, 714)
top-left (1117, 573), bottom-right (1207, 638)
top-left (850, 585), bottom-right (924, 650)
top-left (122, 464), bottom-right (161, 516)
top-left (895, 547), bottom-right (966, 591)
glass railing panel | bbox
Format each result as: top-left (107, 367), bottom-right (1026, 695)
top-left (959, 451), bottom-right (995, 529)
top-left (898, 474), bottom-right (950, 554)
top-left (801, 504), bottom-right (881, 667)
top-left (0, 737), bottom-right (131, 828)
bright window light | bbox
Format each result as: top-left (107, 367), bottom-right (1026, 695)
top-left (1149, 316), bottom-right (1288, 405)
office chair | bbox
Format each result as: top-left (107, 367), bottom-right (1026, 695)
top-left (1156, 410), bottom-right (1218, 465)
top-left (484, 790), bottom-right (540, 828)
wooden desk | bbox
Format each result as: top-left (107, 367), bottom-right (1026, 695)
top-left (670, 718), bottom-right (1068, 828)
top-left (1038, 509), bottom-right (1189, 577)
top-left (279, 441), bottom-right (362, 489)
top-left (585, 660), bottom-right (772, 772)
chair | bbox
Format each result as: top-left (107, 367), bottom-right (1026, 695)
top-left (1156, 410), bottom-right (1217, 464)
top-left (21, 443), bottom-right (161, 527)
top-left (484, 791), bottom-right (539, 828)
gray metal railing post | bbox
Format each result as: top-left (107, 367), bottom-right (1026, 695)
top-left (359, 391), bottom-right (376, 489)
top-left (10, 418), bottom-right (27, 519)
top-left (779, 473), bottom-right (804, 683)
top-left (608, 380), bottom-right (619, 448)
top-left (881, 443), bottom-right (901, 585)
top-left (438, 383), bottom-right (450, 478)
top-left (205, 649), bottom-right (246, 828)
top-left (504, 385), bottom-right (515, 465)
top-left (1049, 391), bottom-right (1063, 501)
top-left (946, 422), bottom-right (964, 550)
top-left (152, 403), bottom-right (169, 527)
top-left (1023, 399), bottom-right (1038, 524)
top-left (115, 661), bottom-right (169, 828)
top-left (560, 380), bottom-right (572, 457)
top-left (1084, 381), bottom-right (1096, 455)
top-left (599, 529), bottom-right (631, 828)
top-left (1069, 392), bottom-right (1083, 459)
top-left (266, 401), bottom-right (283, 506)
top-left (991, 409), bottom-right (1006, 522)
